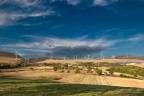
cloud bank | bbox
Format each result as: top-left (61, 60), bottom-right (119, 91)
top-left (1, 34), bottom-right (144, 58)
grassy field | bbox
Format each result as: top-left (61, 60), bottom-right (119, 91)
top-left (0, 77), bottom-right (144, 96)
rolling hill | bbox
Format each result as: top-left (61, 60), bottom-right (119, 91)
top-left (0, 51), bottom-right (23, 63)
top-left (115, 56), bottom-right (144, 60)
top-left (29, 57), bottom-right (60, 63)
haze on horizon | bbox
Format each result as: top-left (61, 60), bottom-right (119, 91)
top-left (0, 0), bottom-right (144, 58)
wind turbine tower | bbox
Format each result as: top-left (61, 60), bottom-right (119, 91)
top-left (103, 55), bottom-right (105, 59)
top-left (87, 55), bottom-right (90, 59)
top-left (63, 56), bottom-right (66, 60)
top-left (75, 55), bottom-right (78, 60)
top-left (100, 51), bottom-right (103, 59)
top-left (127, 55), bottom-right (129, 59)
top-left (14, 50), bottom-right (19, 59)
top-left (48, 44), bottom-right (55, 60)
top-left (112, 55), bottom-right (115, 59)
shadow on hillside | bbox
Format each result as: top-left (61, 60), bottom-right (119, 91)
top-left (0, 77), bottom-right (144, 96)
top-left (34, 84), bottom-right (144, 96)
top-left (0, 77), bottom-right (60, 84)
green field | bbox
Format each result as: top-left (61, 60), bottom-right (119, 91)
top-left (0, 77), bottom-right (144, 96)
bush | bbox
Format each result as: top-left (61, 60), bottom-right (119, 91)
top-left (133, 72), bottom-right (138, 78)
top-left (109, 65), bottom-right (144, 77)
top-left (0, 63), bottom-right (18, 69)
top-left (109, 70), bottom-right (114, 76)
top-left (120, 74), bottom-right (126, 77)
top-left (60, 69), bottom-right (65, 73)
top-left (75, 67), bottom-right (80, 73)
top-left (95, 68), bottom-right (102, 75)
top-left (63, 64), bottom-right (69, 69)
top-left (104, 72), bottom-right (108, 76)
top-left (29, 67), bottom-right (34, 70)
top-left (67, 69), bottom-right (70, 73)
top-left (53, 66), bottom-right (58, 71)
top-left (87, 66), bottom-right (92, 73)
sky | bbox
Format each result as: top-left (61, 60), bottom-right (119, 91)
top-left (0, 0), bottom-right (144, 58)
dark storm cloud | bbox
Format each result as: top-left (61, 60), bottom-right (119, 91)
top-left (46, 45), bottom-right (104, 58)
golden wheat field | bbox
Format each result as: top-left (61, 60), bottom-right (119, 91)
top-left (38, 59), bottom-right (144, 64)
top-left (1, 66), bottom-right (144, 88)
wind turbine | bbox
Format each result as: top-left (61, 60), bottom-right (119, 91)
top-left (84, 56), bottom-right (87, 60)
top-left (112, 55), bottom-right (115, 59)
top-left (87, 54), bottom-right (90, 59)
top-left (48, 44), bottom-right (55, 59)
top-left (126, 55), bottom-right (129, 59)
top-left (75, 55), bottom-right (78, 60)
top-left (63, 56), bottom-right (66, 60)
top-left (91, 56), bottom-right (93, 59)
top-left (100, 51), bottom-right (103, 59)
top-left (103, 55), bottom-right (105, 59)
top-left (73, 56), bottom-right (76, 60)
top-left (100, 51), bottom-right (105, 59)
top-left (26, 58), bottom-right (30, 63)
top-left (14, 50), bottom-right (19, 59)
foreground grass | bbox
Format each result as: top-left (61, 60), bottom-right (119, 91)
top-left (0, 77), bottom-right (144, 96)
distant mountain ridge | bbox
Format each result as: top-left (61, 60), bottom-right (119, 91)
top-left (0, 51), bottom-right (24, 63)
top-left (0, 51), bottom-right (23, 59)
top-left (29, 57), bottom-right (59, 63)
top-left (115, 56), bottom-right (144, 60)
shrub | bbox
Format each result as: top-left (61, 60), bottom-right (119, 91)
top-left (0, 63), bottom-right (18, 69)
top-left (60, 69), bottom-right (65, 73)
top-left (95, 68), bottom-right (102, 75)
top-left (87, 66), bottom-right (92, 73)
top-left (104, 72), bottom-right (108, 76)
top-left (120, 74), bottom-right (126, 77)
top-left (133, 71), bottom-right (138, 78)
top-left (109, 70), bottom-right (114, 76)
top-left (53, 66), bottom-right (58, 71)
top-left (109, 65), bottom-right (144, 77)
top-left (67, 69), bottom-right (70, 73)
top-left (75, 67), bottom-right (80, 73)
top-left (29, 67), bottom-right (34, 70)
top-left (63, 64), bottom-right (69, 69)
